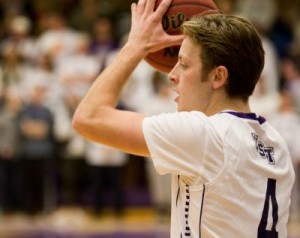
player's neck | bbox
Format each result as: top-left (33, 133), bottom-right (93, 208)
top-left (205, 96), bottom-right (250, 116)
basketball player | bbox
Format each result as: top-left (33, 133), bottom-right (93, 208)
top-left (72, 0), bottom-right (295, 237)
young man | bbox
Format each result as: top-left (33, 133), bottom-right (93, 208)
top-left (73, 0), bottom-right (295, 237)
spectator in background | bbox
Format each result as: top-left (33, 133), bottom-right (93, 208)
top-left (141, 71), bottom-right (176, 221)
top-left (55, 32), bottom-right (100, 94)
top-left (280, 52), bottom-right (300, 114)
top-left (237, 0), bottom-right (281, 118)
top-left (69, 0), bottom-right (100, 34)
top-left (268, 0), bottom-right (295, 59)
top-left (54, 86), bottom-right (88, 209)
top-left (35, 12), bottom-right (79, 68)
top-left (1, 14), bottom-right (37, 65)
top-left (90, 17), bottom-right (118, 70)
top-left (33, 53), bottom-right (65, 109)
top-left (0, 41), bottom-right (33, 101)
top-left (269, 90), bottom-right (300, 221)
top-left (0, 88), bottom-right (22, 214)
top-left (16, 80), bottom-right (56, 215)
top-left (85, 138), bottom-right (128, 217)
top-left (236, 0), bottom-right (277, 34)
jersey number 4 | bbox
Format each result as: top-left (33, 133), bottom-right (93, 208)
top-left (257, 178), bottom-right (278, 238)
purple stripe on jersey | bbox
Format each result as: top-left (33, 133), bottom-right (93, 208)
top-left (222, 111), bottom-right (266, 124)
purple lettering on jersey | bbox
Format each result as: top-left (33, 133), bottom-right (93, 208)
top-left (252, 133), bottom-right (275, 165)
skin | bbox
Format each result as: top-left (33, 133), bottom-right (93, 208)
top-left (72, 0), bottom-right (250, 158)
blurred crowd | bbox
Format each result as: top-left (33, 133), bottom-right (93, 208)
top-left (0, 0), bottom-right (300, 223)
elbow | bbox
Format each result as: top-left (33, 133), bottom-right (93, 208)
top-left (72, 106), bottom-right (112, 143)
top-left (72, 111), bottom-right (85, 135)
top-left (72, 108), bottom-right (100, 140)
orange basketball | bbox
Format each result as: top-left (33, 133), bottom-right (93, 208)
top-left (144, 0), bottom-right (218, 73)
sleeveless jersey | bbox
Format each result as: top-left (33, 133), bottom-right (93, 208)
top-left (142, 110), bottom-right (295, 238)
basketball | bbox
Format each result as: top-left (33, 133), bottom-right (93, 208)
top-left (144, 0), bottom-right (218, 73)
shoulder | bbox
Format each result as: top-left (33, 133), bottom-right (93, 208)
top-left (143, 111), bottom-right (207, 131)
top-left (143, 110), bottom-right (234, 129)
top-left (142, 111), bottom-right (232, 142)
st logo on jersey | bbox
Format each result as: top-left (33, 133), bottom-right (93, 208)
top-left (251, 133), bottom-right (275, 165)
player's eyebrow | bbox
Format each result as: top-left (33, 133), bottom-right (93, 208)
top-left (178, 54), bottom-right (189, 64)
top-left (178, 54), bottom-right (186, 62)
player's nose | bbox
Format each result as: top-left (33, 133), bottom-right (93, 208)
top-left (168, 62), bottom-right (179, 84)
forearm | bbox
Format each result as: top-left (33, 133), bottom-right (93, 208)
top-left (75, 43), bottom-right (146, 117)
top-left (72, 42), bottom-right (149, 155)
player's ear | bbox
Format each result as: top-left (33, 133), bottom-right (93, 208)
top-left (211, 66), bottom-right (228, 90)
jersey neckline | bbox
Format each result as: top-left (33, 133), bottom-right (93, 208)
top-left (221, 111), bottom-right (266, 124)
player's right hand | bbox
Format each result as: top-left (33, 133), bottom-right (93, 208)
top-left (127, 0), bottom-right (184, 56)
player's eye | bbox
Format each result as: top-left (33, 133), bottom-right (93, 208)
top-left (178, 60), bottom-right (186, 68)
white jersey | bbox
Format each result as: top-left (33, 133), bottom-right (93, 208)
top-left (142, 110), bottom-right (295, 238)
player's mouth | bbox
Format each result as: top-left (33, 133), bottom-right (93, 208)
top-left (171, 89), bottom-right (179, 103)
